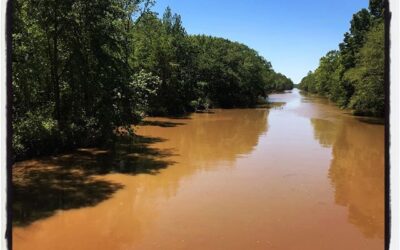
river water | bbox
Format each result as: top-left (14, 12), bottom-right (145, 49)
top-left (13, 89), bottom-right (384, 250)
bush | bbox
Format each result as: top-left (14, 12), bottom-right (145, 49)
top-left (13, 111), bottom-right (58, 159)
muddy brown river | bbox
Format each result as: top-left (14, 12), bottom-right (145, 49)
top-left (13, 89), bottom-right (384, 250)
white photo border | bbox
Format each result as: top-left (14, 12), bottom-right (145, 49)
top-left (0, 1), bottom-right (399, 249)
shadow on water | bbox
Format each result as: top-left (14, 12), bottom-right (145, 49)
top-left (13, 135), bottom-right (175, 227)
top-left (355, 116), bottom-right (385, 125)
top-left (140, 120), bottom-right (186, 127)
top-left (165, 114), bottom-right (192, 120)
top-left (195, 110), bottom-right (215, 114)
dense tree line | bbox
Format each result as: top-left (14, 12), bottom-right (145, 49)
top-left (190, 35), bottom-right (273, 108)
top-left (132, 11), bottom-right (293, 112)
top-left (299, 0), bottom-right (385, 117)
top-left (268, 73), bottom-right (294, 93)
top-left (12, 1), bottom-right (292, 159)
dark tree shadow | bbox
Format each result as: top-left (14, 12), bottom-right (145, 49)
top-left (355, 116), bottom-right (385, 125)
top-left (140, 120), bottom-right (185, 127)
top-left (195, 110), bottom-right (215, 114)
top-left (13, 171), bottom-right (123, 227)
top-left (165, 114), bottom-right (192, 120)
top-left (13, 135), bottom-right (175, 226)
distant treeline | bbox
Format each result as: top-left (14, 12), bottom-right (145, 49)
top-left (299, 0), bottom-right (385, 117)
top-left (12, 0), bottom-right (293, 159)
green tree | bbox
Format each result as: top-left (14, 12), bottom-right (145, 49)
top-left (299, 1), bottom-right (384, 118)
top-left (12, 0), bottom-right (155, 159)
top-left (12, 2), bottom-right (294, 159)
top-left (347, 21), bottom-right (384, 116)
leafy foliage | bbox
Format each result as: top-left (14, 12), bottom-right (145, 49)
top-left (12, 1), bottom-right (293, 159)
top-left (189, 35), bottom-right (291, 108)
top-left (299, 0), bottom-right (385, 117)
top-left (347, 21), bottom-right (384, 116)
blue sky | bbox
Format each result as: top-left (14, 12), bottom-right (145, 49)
top-left (152, 0), bottom-right (368, 83)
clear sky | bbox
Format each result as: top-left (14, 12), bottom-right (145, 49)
top-left (152, 0), bottom-right (369, 83)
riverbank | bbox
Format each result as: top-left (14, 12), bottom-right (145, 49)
top-left (298, 88), bottom-right (386, 122)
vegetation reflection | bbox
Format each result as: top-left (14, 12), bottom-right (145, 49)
top-left (310, 118), bottom-right (384, 239)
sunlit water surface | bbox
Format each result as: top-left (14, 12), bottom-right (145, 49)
top-left (13, 89), bottom-right (384, 250)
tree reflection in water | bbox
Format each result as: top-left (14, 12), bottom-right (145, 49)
top-left (310, 118), bottom-right (384, 239)
top-left (13, 109), bottom-right (269, 227)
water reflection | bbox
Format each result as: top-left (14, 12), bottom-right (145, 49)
top-left (132, 109), bottom-right (270, 198)
top-left (329, 120), bottom-right (384, 239)
top-left (13, 91), bottom-right (385, 250)
top-left (310, 116), bottom-right (384, 239)
top-left (310, 119), bottom-right (339, 148)
top-left (13, 109), bottom-right (269, 228)
top-left (140, 109), bottom-right (269, 165)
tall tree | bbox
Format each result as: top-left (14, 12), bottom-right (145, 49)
top-left (348, 21), bottom-right (384, 116)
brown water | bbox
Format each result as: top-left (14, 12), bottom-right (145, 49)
top-left (13, 89), bottom-right (384, 250)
